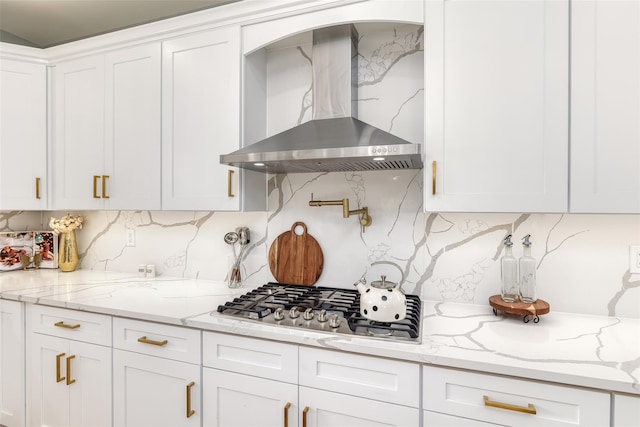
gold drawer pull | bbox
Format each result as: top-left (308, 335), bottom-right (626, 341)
top-left (93, 175), bottom-right (100, 198)
top-left (302, 406), bottom-right (309, 427)
top-left (102, 175), bottom-right (110, 198)
top-left (137, 336), bottom-right (168, 346)
top-left (227, 169), bottom-right (235, 197)
top-left (35, 177), bottom-right (41, 199)
top-left (66, 355), bottom-right (76, 385)
top-left (54, 321), bottom-right (80, 329)
top-left (284, 402), bottom-right (291, 427)
top-left (484, 395), bottom-right (536, 415)
top-left (186, 381), bottom-right (195, 418)
top-left (56, 353), bottom-right (66, 383)
top-left (432, 161), bottom-right (436, 195)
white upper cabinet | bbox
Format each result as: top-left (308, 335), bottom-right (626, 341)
top-left (571, 0), bottom-right (640, 213)
top-left (161, 26), bottom-right (241, 211)
top-left (0, 58), bottom-right (47, 210)
top-left (424, 0), bottom-right (569, 213)
top-left (52, 43), bottom-right (161, 210)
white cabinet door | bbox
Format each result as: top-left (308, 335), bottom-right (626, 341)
top-left (571, 0), bottom-right (640, 213)
top-left (29, 333), bottom-right (111, 427)
top-left (203, 368), bottom-right (298, 427)
top-left (53, 54), bottom-right (105, 210)
top-left (424, 410), bottom-right (501, 426)
top-left (104, 43), bottom-right (162, 210)
top-left (424, 0), bottom-right (568, 213)
top-left (53, 43), bottom-right (161, 210)
top-left (162, 26), bottom-right (241, 211)
top-left (0, 59), bottom-right (47, 210)
top-left (299, 387), bottom-right (419, 427)
top-left (0, 300), bottom-right (25, 427)
top-left (113, 349), bottom-right (201, 427)
top-left (613, 394), bottom-right (640, 427)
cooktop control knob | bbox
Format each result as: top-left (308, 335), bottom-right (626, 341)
top-left (289, 307), bottom-right (300, 319)
top-left (303, 308), bottom-right (314, 320)
top-left (328, 314), bottom-right (341, 328)
top-left (273, 307), bottom-right (285, 321)
top-left (317, 309), bottom-right (328, 322)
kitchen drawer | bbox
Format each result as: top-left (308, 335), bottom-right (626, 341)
top-left (28, 304), bottom-right (111, 346)
top-left (202, 331), bottom-right (297, 384)
top-left (113, 317), bottom-right (200, 364)
top-left (299, 346), bottom-right (419, 408)
top-left (423, 365), bottom-right (611, 427)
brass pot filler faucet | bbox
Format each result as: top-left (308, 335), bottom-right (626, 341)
top-left (308, 194), bottom-right (372, 233)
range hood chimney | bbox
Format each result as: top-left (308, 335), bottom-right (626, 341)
top-left (220, 25), bottom-right (423, 173)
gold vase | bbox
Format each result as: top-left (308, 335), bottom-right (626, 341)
top-left (58, 230), bottom-right (79, 272)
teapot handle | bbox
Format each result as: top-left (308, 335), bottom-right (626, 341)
top-left (370, 261), bottom-right (405, 289)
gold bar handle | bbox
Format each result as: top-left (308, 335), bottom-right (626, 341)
top-left (66, 355), bottom-right (76, 385)
top-left (186, 381), bottom-right (195, 418)
top-left (302, 406), bottom-right (309, 427)
top-left (483, 395), bottom-right (536, 415)
top-left (54, 321), bottom-right (80, 329)
top-left (432, 161), bottom-right (436, 195)
top-left (35, 177), bottom-right (41, 199)
top-left (284, 402), bottom-right (291, 427)
top-left (102, 175), bottom-right (110, 199)
top-left (56, 353), bottom-right (65, 383)
top-left (227, 170), bottom-right (235, 197)
top-left (93, 175), bottom-right (100, 198)
top-left (137, 336), bottom-right (168, 347)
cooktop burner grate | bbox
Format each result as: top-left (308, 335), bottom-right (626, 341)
top-left (216, 282), bottom-right (422, 342)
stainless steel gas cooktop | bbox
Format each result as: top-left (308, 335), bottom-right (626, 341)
top-left (216, 282), bottom-right (422, 343)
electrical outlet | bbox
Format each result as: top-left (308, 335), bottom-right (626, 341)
top-left (126, 229), bottom-right (136, 247)
top-left (630, 245), bottom-right (640, 274)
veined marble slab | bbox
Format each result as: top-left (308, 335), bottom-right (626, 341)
top-left (1, 269), bottom-right (638, 395)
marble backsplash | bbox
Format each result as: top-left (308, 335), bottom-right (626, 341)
top-left (2, 23), bottom-right (639, 319)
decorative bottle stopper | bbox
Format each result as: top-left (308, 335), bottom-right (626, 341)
top-left (519, 234), bottom-right (537, 303)
top-left (500, 234), bottom-right (518, 302)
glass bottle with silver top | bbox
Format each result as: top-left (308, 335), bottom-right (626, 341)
top-left (519, 234), bottom-right (537, 303)
top-left (500, 234), bottom-right (519, 302)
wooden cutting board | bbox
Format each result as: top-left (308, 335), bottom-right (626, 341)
top-left (268, 222), bottom-right (324, 285)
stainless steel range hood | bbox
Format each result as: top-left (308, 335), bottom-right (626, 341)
top-left (220, 25), bottom-right (422, 174)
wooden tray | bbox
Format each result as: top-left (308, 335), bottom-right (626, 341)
top-left (489, 295), bottom-right (550, 323)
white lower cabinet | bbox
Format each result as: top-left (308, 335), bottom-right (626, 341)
top-left (203, 368), bottom-right (298, 427)
top-left (613, 394), bottom-right (640, 427)
top-left (424, 410), bottom-right (500, 426)
top-left (423, 365), bottom-right (611, 427)
top-left (299, 386), bottom-right (419, 427)
top-left (112, 318), bottom-right (201, 427)
top-left (27, 305), bottom-right (112, 427)
top-left (0, 300), bottom-right (25, 427)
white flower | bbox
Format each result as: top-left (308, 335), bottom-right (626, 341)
top-left (49, 213), bottom-right (84, 235)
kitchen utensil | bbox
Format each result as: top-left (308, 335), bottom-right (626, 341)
top-left (228, 227), bottom-right (250, 288)
top-left (353, 261), bottom-right (406, 322)
top-left (268, 222), bottom-right (323, 285)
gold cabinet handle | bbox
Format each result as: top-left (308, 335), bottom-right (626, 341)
top-left (432, 161), bottom-right (436, 195)
top-left (93, 175), bottom-right (100, 198)
top-left (483, 395), bottom-right (536, 415)
top-left (54, 321), bottom-right (80, 329)
top-left (66, 355), bottom-right (76, 385)
top-left (227, 170), bottom-right (235, 197)
top-left (186, 381), bottom-right (195, 418)
top-left (35, 177), bottom-right (41, 199)
top-left (56, 353), bottom-right (66, 383)
top-left (284, 402), bottom-right (291, 427)
top-left (137, 336), bottom-right (168, 347)
top-left (102, 175), bottom-right (110, 199)
top-left (302, 406), bottom-right (309, 427)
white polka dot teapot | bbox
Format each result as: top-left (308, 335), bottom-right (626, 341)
top-left (353, 261), bottom-right (407, 322)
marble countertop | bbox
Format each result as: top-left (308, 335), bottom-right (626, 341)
top-left (1, 269), bottom-right (638, 395)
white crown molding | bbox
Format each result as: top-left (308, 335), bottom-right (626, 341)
top-left (0, 42), bottom-right (48, 64)
top-left (41, 0), bottom-right (364, 63)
